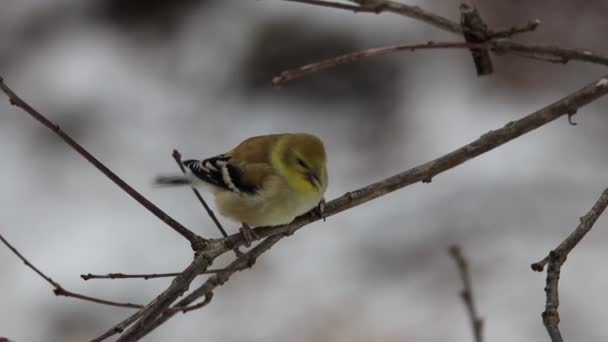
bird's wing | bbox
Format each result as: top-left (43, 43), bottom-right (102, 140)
top-left (184, 134), bottom-right (284, 194)
top-left (183, 155), bottom-right (263, 194)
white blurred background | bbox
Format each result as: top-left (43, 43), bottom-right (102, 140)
top-left (1, 1), bottom-right (608, 341)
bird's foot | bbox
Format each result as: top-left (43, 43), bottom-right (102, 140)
top-left (314, 198), bottom-right (327, 222)
top-left (239, 223), bottom-right (259, 247)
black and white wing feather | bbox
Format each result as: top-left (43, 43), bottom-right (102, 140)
top-left (183, 155), bottom-right (257, 194)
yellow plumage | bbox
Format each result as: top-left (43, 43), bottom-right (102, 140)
top-left (155, 133), bottom-right (328, 242)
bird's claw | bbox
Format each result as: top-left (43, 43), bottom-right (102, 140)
top-left (239, 223), bottom-right (258, 247)
top-left (315, 198), bottom-right (327, 222)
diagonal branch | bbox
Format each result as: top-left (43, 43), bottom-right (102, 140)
top-left (281, 0), bottom-right (381, 13)
top-left (0, 232), bottom-right (142, 309)
top-left (530, 188), bottom-right (608, 342)
top-left (96, 75), bottom-right (608, 340)
top-left (172, 149), bottom-right (228, 238)
top-left (272, 41), bottom-right (484, 86)
top-left (120, 235), bottom-right (278, 341)
top-left (0, 78), bottom-right (206, 251)
top-left (345, 0), bottom-right (461, 33)
top-left (172, 149), bottom-right (243, 258)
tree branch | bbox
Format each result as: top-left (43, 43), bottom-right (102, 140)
top-left (530, 188), bottom-right (608, 342)
top-left (488, 19), bottom-right (541, 39)
top-left (81, 265), bottom-right (248, 280)
top-left (449, 245), bottom-right (483, 342)
top-left (96, 75), bottom-right (608, 340)
top-left (281, 0), bottom-right (381, 13)
top-left (272, 39), bottom-right (608, 86)
top-left (0, 78), bottom-right (206, 251)
top-left (172, 149), bottom-right (227, 238)
top-left (345, 0), bottom-right (462, 33)
top-left (0, 232), bottom-right (142, 309)
top-left (121, 235), bottom-right (279, 341)
top-left (272, 41), bottom-right (485, 86)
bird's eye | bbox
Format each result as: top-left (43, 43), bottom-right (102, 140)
top-left (296, 158), bottom-right (308, 168)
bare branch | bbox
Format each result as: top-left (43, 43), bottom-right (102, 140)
top-left (171, 150), bottom-right (229, 237)
top-left (81, 272), bottom-right (181, 280)
top-left (0, 232), bottom-right (142, 309)
top-left (345, 0), bottom-right (461, 33)
top-left (529, 188), bottom-right (608, 342)
top-left (460, 3), bottom-right (494, 76)
top-left (491, 39), bottom-right (608, 66)
top-left (97, 75), bottom-right (608, 340)
top-left (113, 257), bottom-right (212, 342)
top-left (273, 38), bottom-right (608, 86)
top-left (488, 19), bottom-right (541, 39)
top-left (272, 41), bottom-right (484, 86)
top-left (295, 0), bottom-right (540, 39)
top-left (0, 78), bottom-right (206, 251)
top-left (81, 265), bottom-right (248, 280)
top-left (449, 245), bottom-right (483, 342)
top-left (531, 188), bottom-right (608, 271)
top-left (281, 0), bottom-right (380, 13)
top-left (124, 235), bottom-right (277, 341)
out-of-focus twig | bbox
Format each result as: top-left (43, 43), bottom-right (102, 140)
top-left (345, 0), bottom-right (462, 33)
top-left (272, 39), bottom-right (608, 86)
top-left (488, 19), bottom-right (541, 39)
top-left (0, 232), bottom-right (142, 309)
top-left (272, 41), bottom-right (485, 86)
top-left (449, 245), bottom-right (483, 342)
top-left (0, 77), bottom-right (206, 251)
top-left (460, 3), bottom-right (493, 76)
top-left (530, 188), bottom-right (608, 342)
top-left (281, 0), bottom-right (381, 13)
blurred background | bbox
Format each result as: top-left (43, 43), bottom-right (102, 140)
top-left (1, 0), bottom-right (608, 341)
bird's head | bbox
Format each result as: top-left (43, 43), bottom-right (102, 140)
top-left (273, 133), bottom-right (327, 194)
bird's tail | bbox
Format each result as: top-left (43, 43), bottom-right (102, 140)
top-left (154, 175), bottom-right (193, 187)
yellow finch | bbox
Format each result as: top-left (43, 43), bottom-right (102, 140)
top-left (155, 133), bottom-right (328, 244)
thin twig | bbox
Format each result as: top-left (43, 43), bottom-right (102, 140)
top-left (171, 150), bottom-right (228, 237)
top-left (273, 39), bottom-right (608, 86)
top-left (172, 149), bottom-right (243, 257)
top-left (81, 272), bottom-right (181, 280)
top-left (281, 0), bottom-right (380, 13)
top-left (345, 0), bottom-right (462, 33)
top-left (125, 235), bottom-right (274, 341)
top-left (530, 188), bottom-right (608, 342)
top-left (0, 77), bottom-right (206, 251)
top-left (449, 245), bottom-right (483, 342)
top-left (491, 39), bottom-right (608, 66)
top-left (272, 41), bottom-right (484, 86)
top-left (81, 265), bottom-right (248, 280)
top-left (507, 51), bottom-right (568, 64)
top-left (488, 19), bottom-right (541, 39)
top-left (114, 257), bottom-right (212, 342)
top-left (282, 0), bottom-right (462, 33)
top-left (97, 75), bottom-right (608, 340)
top-left (0, 232), bottom-right (142, 309)
top-left (305, 0), bottom-right (540, 39)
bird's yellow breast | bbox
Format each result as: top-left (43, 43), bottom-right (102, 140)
top-left (213, 175), bottom-right (322, 227)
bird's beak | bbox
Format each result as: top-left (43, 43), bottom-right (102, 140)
top-left (307, 171), bottom-right (321, 189)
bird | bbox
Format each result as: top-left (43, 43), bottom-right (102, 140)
top-left (155, 133), bottom-right (328, 246)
